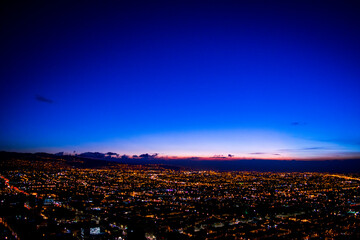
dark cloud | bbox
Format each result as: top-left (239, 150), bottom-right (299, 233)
top-left (273, 153), bottom-right (281, 156)
top-left (35, 95), bottom-right (53, 103)
top-left (106, 152), bottom-right (119, 156)
top-left (79, 152), bottom-right (105, 158)
top-left (250, 152), bottom-right (266, 155)
top-left (139, 153), bottom-right (158, 159)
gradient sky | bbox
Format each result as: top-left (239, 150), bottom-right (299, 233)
top-left (1, 0), bottom-right (360, 159)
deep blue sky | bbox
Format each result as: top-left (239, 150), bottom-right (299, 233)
top-left (1, 0), bottom-right (360, 158)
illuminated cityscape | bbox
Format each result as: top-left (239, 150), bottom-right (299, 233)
top-left (1, 152), bottom-right (359, 239)
top-left (1, 0), bottom-right (360, 239)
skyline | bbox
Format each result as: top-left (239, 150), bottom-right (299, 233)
top-left (1, 1), bottom-right (360, 159)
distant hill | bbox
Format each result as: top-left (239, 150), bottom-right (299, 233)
top-left (0, 151), bottom-right (117, 170)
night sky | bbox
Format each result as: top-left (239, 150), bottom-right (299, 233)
top-left (1, 0), bottom-right (360, 159)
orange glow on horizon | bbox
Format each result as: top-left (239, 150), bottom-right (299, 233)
top-left (143, 155), bottom-right (360, 161)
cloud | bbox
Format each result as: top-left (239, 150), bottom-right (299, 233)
top-left (291, 122), bottom-right (307, 126)
top-left (35, 95), bottom-right (53, 103)
top-left (279, 147), bottom-right (328, 152)
top-left (250, 152), bottom-right (266, 155)
top-left (336, 151), bottom-right (360, 156)
top-left (301, 147), bottom-right (326, 150)
top-left (325, 138), bottom-right (360, 147)
top-left (139, 153), bottom-right (158, 159)
top-left (273, 153), bottom-right (281, 156)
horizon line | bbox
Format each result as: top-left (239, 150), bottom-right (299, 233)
top-left (2, 150), bottom-right (360, 161)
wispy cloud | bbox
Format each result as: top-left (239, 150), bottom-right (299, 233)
top-left (325, 138), bottom-right (360, 147)
top-left (279, 147), bottom-right (328, 152)
top-left (301, 147), bottom-right (327, 150)
top-left (291, 122), bottom-right (307, 126)
top-left (35, 95), bottom-right (53, 104)
top-left (250, 152), bottom-right (266, 155)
